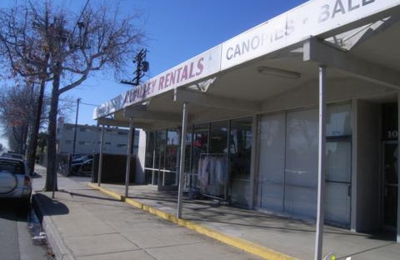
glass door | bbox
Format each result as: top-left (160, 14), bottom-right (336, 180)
top-left (383, 141), bottom-right (398, 229)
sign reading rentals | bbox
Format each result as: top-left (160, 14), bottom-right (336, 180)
top-left (94, 46), bottom-right (221, 119)
top-left (221, 0), bottom-right (400, 69)
top-left (95, 0), bottom-right (399, 119)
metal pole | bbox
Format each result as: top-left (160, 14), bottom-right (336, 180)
top-left (315, 65), bottom-right (327, 260)
top-left (72, 98), bottom-right (81, 155)
top-left (125, 118), bottom-right (134, 197)
top-left (98, 125), bottom-right (105, 186)
top-left (397, 93), bottom-right (400, 243)
top-left (177, 102), bottom-right (188, 219)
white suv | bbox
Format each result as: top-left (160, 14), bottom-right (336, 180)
top-left (0, 157), bottom-right (32, 205)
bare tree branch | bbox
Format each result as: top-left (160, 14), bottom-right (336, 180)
top-left (0, 0), bottom-right (145, 190)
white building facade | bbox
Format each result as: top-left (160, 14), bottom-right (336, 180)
top-left (57, 123), bottom-right (139, 155)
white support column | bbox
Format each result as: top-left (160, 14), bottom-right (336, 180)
top-left (125, 117), bottom-right (134, 197)
top-left (177, 102), bottom-right (188, 219)
top-left (98, 125), bottom-right (105, 187)
top-left (315, 65), bottom-right (327, 260)
top-left (397, 93), bottom-right (400, 243)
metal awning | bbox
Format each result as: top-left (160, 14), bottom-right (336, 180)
top-left (95, 6), bottom-right (400, 129)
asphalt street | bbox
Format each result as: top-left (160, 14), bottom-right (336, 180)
top-left (0, 200), bottom-right (49, 260)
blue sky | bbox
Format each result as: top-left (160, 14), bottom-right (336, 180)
top-left (0, 0), bottom-right (305, 148)
top-left (73, 0), bottom-right (306, 125)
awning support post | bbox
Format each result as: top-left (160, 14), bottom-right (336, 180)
top-left (315, 65), bottom-right (327, 260)
top-left (177, 102), bottom-right (188, 219)
top-left (98, 124), bottom-right (105, 186)
top-left (125, 117), bottom-right (134, 197)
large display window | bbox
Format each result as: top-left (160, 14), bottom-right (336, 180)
top-left (285, 109), bottom-right (319, 218)
top-left (257, 103), bottom-right (352, 227)
top-left (144, 129), bottom-right (179, 187)
top-left (145, 132), bottom-right (157, 185)
top-left (191, 124), bottom-right (209, 176)
top-left (325, 104), bottom-right (352, 225)
top-left (257, 113), bottom-right (285, 212)
top-left (145, 118), bottom-right (253, 206)
top-left (230, 118), bottom-right (253, 206)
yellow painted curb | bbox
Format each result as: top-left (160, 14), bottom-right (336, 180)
top-left (88, 183), bottom-right (296, 260)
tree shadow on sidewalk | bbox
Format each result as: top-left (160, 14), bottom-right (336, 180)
top-left (33, 193), bottom-right (69, 222)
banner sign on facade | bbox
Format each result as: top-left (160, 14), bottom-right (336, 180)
top-left (94, 46), bottom-right (221, 119)
top-left (221, 0), bottom-right (400, 69)
top-left (95, 0), bottom-right (400, 119)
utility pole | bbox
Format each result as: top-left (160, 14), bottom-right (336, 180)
top-left (121, 48), bottom-right (149, 86)
top-left (72, 98), bottom-right (81, 155)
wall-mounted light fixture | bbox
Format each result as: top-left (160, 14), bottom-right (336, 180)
top-left (257, 66), bottom-right (301, 79)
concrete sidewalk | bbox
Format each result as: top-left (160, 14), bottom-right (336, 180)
top-left (32, 165), bottom-right (267, 260)
top-left (88, 183), bottom-right (400, 260)
top-left (33, 164), bottom-right (400, 260)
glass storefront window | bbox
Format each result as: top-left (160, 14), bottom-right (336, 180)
top-left (145, 132), bottom-right (156, 184)
top-left (230, 117), bottom-right (253, 207)
top-left (230, 118), bottom-right (252, 179)
top-left (325, 104), bottom-right (352, 225)
top-left (191, 124), bottom-right (209, 174)
top-left (209, 121), bottom-right (228, 154)
top-left (155, 130), bottom-right (167, 169)
top-left (326, 142), bottom-right (351, 183)
top-left (145, 131), bottom-right (155, 169)
top-left (257, 103), bottom-right (352, 227)
top-left (185, 131), bottom-right (192, 173)
top-left (285, 109), bottom-right (318, 217)
top-left (326, 104), bottom-right (351, 137)
top-left (166, 129), bottom-right (179, 171)
top-left (257, 113), bottom-right (285, 211)
top-left (144, 129), bottom-right (183, 186)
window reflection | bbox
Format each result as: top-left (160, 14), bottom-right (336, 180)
top-left (326, 104), bottom-right (352, 136)
top-left (191, 124), bottom-right (209, 174)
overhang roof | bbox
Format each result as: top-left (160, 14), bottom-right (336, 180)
top-left (95, 1), bottom-right (400, 130)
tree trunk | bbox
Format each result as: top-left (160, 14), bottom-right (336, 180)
top-left (45, 70), bottom-right (60, 191)
top-left (27, 80), bottom-right (45, 174)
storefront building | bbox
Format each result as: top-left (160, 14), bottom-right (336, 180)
top-left (93, 0), bottom-right (400, 241)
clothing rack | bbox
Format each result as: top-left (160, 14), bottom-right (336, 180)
top-left (197, 153), bottom-right (229, 203)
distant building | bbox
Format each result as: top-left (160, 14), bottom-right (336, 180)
top-left (57, 123), bottom-right (139, 155)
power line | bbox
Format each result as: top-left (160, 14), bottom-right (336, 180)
top-left (42, 95), bottom-right (99, 107)
top-left (80, 101), bottom-right (98, 107)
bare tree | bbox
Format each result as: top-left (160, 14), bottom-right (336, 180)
top-left (0, 1), bottom-right (144, 191)
top-left (0, 84), bottom-right (39, 154)
top-left (0, 1), bottom-right (52, 173)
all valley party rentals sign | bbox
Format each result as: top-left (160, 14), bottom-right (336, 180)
top-left (94, 46), bottom-right (221, 119)
top-left (95, 0), bottom-right (400, 119)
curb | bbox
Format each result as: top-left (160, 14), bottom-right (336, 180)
top-left (88, 183), bottom-right (296, 260)
top-left (32, 191), bottom-right (75, 260)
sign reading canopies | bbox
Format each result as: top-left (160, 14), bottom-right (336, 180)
top-left (94, 0), bottom-right (400, 119)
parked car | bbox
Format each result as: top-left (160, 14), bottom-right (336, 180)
top-left (71, 158), bottom-right (93, 175)
top-left (0, 157), bottom-right (32, 206)
top-left (71, 155), bottom-right (93, 164)
top-left (2, 152), bottom-right (25, 160)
